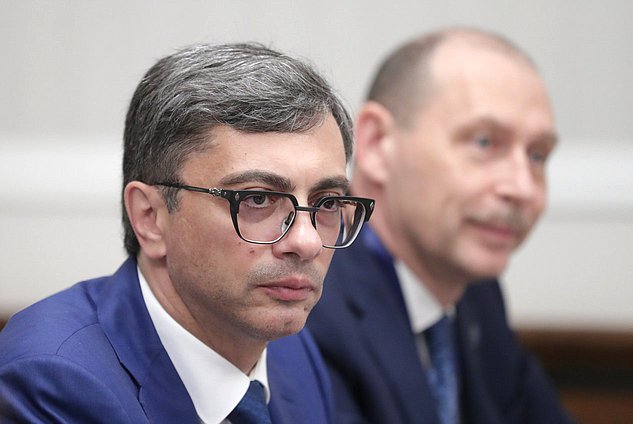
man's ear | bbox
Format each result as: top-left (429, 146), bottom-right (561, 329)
top-left (354, 101), bottom-right (397, 185)
top-left (124, 181), bottom-right (168, 259)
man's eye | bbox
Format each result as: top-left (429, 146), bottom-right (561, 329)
top-left (319, 198), bottom-right (342, 212)
top-left (243, 194), bottom-right (275, 208)
top-left (529, 151), bottom-right (548, 165)
top-left (474, 135), bottom-right (492, 149)
top-left (252, 195), bottom-right (267, 205)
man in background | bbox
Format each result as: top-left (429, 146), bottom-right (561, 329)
top-left (307, 28), bottom-right (576, 423)
top-left (0, 42), bottom-right (374, 423)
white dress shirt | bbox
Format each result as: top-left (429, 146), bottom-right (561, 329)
top-left (138, 268), bottom-right (269, 424)
top-left (394, 260), bottom-right (454, 368)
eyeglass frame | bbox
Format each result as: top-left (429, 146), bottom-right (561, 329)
top-left (153, 182), bottom-right (375, 249)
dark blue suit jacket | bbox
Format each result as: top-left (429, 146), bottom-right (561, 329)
top-left (0, 258), bottom-right (333, 423)
top-left (306, 228), bottom-right (576, 424)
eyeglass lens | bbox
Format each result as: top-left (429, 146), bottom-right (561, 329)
top-left (235, 193), bottom-right (366, 247)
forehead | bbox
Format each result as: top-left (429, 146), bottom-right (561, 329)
top-left (421, 43), bottom-right (555, 132)
top-left (181, 116), bottom-right (348, 188)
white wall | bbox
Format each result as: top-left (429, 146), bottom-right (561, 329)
top-left (1, 0), bottom-right (632, 330)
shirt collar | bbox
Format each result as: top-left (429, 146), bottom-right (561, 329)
top-left (394, 259), bottom-right (455, 334)
top-left (138, 267), bottom-right (269, 424)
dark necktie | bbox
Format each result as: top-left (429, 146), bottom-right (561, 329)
top-left (425, 315), bottom-right (459, 424)
top-left (227, 380), bottom-right (272, 424)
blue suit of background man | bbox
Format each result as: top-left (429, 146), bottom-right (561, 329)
top-left (307, 228), bottom-right (575, 424)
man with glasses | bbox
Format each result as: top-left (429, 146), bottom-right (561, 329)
top-left (307, 28), bottom-right (575, 423)
top-left (0, 43), bottom-right (373, 423)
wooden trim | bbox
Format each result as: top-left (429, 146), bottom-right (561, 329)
top-left (518, 328), bottom-right (633, 388)
top-left (518, 328), bottom-right (633, 424)
top-left (561, 389), bottom-right (633, 424)
top-left (518, 328), bottom-right (633, 368)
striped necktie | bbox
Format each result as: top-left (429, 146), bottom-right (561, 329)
top-left (425, 315), bottom-right (459, 424)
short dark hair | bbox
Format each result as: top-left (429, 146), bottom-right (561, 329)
top-left (367, 27), bottom-right (536, 127)
top-left (122, 43), bottom-right (353, 256)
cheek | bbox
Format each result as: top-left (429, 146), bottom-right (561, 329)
top-left (168, 208), bottom-right (245, 274)
top-left (416, 171), bottom-right (466, 219)
top-left (535, 187), bottom-right (548, 211)
top-left (319, 248), bottom-right (336, 269)
top-left (527, 193), bottom-right (547, 225)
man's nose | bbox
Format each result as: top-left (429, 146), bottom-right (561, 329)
top-left (495, 152), bottom-right (543, 203)
top-left (272, 210), bottom-right (322, 261)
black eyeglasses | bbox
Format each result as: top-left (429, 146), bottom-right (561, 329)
top-left (154, 182), bottom-right (374, 249)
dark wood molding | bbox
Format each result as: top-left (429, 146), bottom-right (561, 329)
top-left (518, 328), bottom-right (633, 367)
top-left (517, 327), bottom-right (633, 424)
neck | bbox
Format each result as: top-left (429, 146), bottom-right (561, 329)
top-left (369, 218), bottom-right (467, 308)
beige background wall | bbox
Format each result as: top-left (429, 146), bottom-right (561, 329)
top-left (1, 0), bottom-right (632, 330)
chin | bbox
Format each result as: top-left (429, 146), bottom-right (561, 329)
top-left (463, 241), bottom-right (512, 275)
top-left (459, 253), bottom-right (509, 280)
top-left (258, 308), bottom-right (310, 340)
top-left (470, 260), bottom-right (508, 280)
top-left (263, 323), bottom-right (306, 342)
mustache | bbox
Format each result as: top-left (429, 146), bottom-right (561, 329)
top-left (470, 207), bottom-right (532, 233)
top-left (246, 261), bottom-right (324, 286)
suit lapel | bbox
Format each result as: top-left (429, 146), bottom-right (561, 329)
top-left (97, 258), bottom-right (199, 423)
top-left (347, 234), bottom-right (440, 423)
top-left (138, 349), bottom-right (200, 423)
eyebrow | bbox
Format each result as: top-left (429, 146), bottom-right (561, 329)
top-left (536, 131), bottom-right (559, 149)
top-left (458, 115), bottom-right (559, 147)
top-left (218, 170), bottom-right (350, 194)
top-left (310, 175), bottom-right (350, 194)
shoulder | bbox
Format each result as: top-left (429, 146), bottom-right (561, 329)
top-left (0, 278), bottom-right (106, 362)
top-left (0, 259), bottom-right (139, 364)
top-left (458, 281), bottom-right (577, 423)
top-left (0, 353), bottom-right (140, 423)
top-left (0, 263), bottom-right (150, 422)
top-left (0, 278), bottom-right (140, 423)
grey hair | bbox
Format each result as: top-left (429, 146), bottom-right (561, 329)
top-left (367, 27), bottom-right (537, 127)
top-left (122, 42), bottom-right (353, 256)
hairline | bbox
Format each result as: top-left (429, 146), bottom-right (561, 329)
top-left (367, 27), bottom-right (540, 128)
